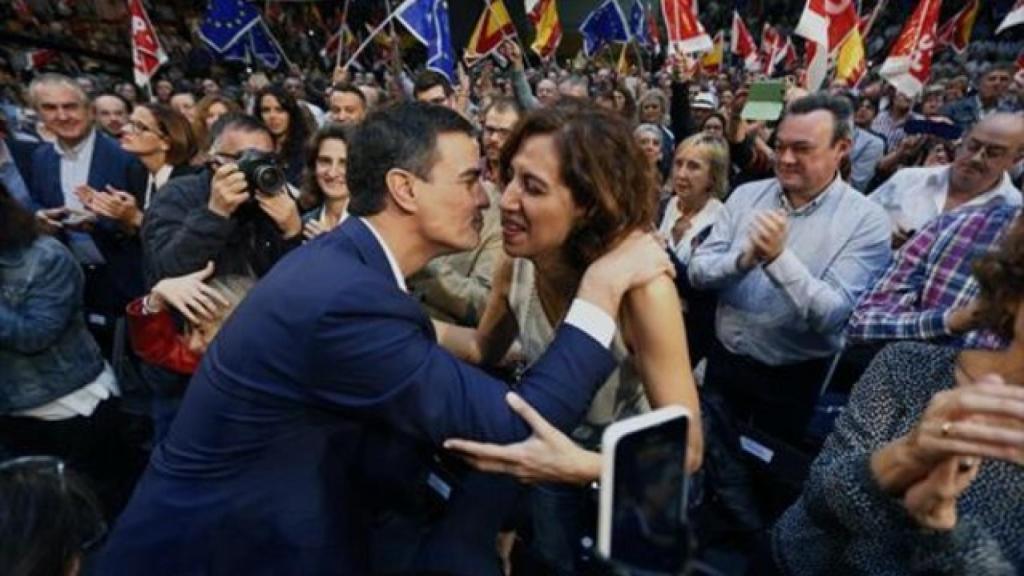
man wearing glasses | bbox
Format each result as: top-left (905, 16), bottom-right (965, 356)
top-left (140, 112), bottom-right (303, 289)
top-left (869, 113), bottom-right (1024, 249)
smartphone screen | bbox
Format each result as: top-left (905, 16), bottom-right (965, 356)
top-left (606, 413), bottom-right (689, 573)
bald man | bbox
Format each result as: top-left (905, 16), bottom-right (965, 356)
top-left (870, 113), bottom-right (1024, 247)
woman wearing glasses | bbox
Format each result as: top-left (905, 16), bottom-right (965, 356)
top-left (76, 103), bottom-right (197, 233)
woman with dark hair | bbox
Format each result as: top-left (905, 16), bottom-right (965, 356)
top-left (437, 102), bottom-right (702, 574)
top-left (299, 123), bottom-right (351, 237)
top-left (0, 456), bottom-right (106, 576)
top-left (78, 103), bottom-right (197, 233)
top-left (0, 184), bottom-right (129, 519)
top-left (773, 216), bottom-right (1024, 575)
top-left (612, 84), bottom-right (637, 122)
top-left (700, 111), bottom-right (728, 139)
top-left (256, 85), bottom-right (314, 189)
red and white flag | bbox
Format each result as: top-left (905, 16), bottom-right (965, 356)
top-left (783, 38), bottom-right (799, 72)
top-left (662, 0), bottom-right (713, 54)
top-left (996, 0), bottom-right (1024, 34)
top-left (794, 0), bottom-right (863, 90)
top-left (879, 0), bottom-right (942, 98)
top-left (730, 12), bottom-right (760, 71)
top-left (128, 0), bottom-right (167, 87)
top-left (761, 23), bottom-right (787, 76)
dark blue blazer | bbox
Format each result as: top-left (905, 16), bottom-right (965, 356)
top-left (28, 131), bottom-right (147, 314)
top-left (98, 217), bottom-right (617, 575)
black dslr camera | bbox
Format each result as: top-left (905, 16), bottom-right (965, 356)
top-left (236, 149), bottom-right (286, 197)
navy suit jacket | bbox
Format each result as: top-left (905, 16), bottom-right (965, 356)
top-left (99, 217), bottom-right (616, 575)
top-left (28, 131), bottom-right (147, 314)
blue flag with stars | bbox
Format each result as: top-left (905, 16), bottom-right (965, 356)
top-left (198, 0), bottom-right (260, 54)
top-left (629, 0), bottom-right (650, 49)
top-left (396, 0), bottom-right (455, 83)
top-left (249, 20), bottom-right (283, 69)
top-left (580, 0), bottom-right (631, 57)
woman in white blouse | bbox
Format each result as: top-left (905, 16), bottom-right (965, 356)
top-left (658, 133), bottom-right (730, 265)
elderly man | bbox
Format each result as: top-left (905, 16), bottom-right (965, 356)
top-left (27, 74), bottom-right (146, 352)
top-left (869, 113), bottom-right (1023, 247)
top-left (942, 64), bottom-right (1019, 133)
top-left (689, 93), bottom-right (891, 446)
top-left (98, 101), bottom-right (670, 575)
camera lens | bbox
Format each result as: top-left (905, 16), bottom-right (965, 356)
top-left (253, 166), bottom-right (285, 195)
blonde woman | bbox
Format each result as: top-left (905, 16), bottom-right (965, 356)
top-left (658, 133), bottom-right (730, 265)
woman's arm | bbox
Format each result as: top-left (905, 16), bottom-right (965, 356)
top-left (433, 258), bottom-right (518, 366)
top-left (622, 274), bottom-right (704, 473)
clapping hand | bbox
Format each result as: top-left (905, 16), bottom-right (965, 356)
top-left (77, 184), bottom-right (142, 228)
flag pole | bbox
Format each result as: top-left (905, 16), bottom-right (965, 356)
top-left (343, 5), bottom-right (403, 71)
top-left (335, 0), bottom-right (352, 71)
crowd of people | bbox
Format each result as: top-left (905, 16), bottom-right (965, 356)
top-left (2, 1), bottom-right (1024, 574)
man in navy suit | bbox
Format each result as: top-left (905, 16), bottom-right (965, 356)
top-left (26, 74), bottom-right (146, 352)
top-left (98, 102), bottom-right (673, 574)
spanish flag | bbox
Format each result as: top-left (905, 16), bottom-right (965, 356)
top-left (937, 0), bottom-right (979, 55)
top-left (526, 0), bottom-right (561, 59)
top-left (834, 26), bottom-right (866, 87)
top-left (466, 0), bottom-right (517, 60)
top-left (701, 30), bottom-right (724, 73)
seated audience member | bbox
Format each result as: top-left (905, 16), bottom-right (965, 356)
top-left (255, 85), bottom-right (313, 188)
top-left (77, 103), bottom-right (197, 234)
top-left (141, 112), bottom-right (302, 287)
top-left (847, 203), bottom-right (1021, 351)
top-left (126, 262), bottom-right (253, 375)
top-left (870, 113), bottom-right (1024, 248)
top-left (28, 73), bottom-right (147, 355)
top-left (941, 63), bottom-right (1019, 133)
top-left (687, 94), bottom-right (891, 535)
top-left (97, 101), bottom-right (671, 576)
top-left (0, 184), bottom-right (132, 517)
top-left (326, 82), bottom-right (367, 126)
top-left (773, 222), bottom-right (1024, 575)
top-left (92, 93), bottom-right (130, 139)
top-left (300, 123), bottom-right (350, 236)
top-left (434, 102), bottom-right (702, 575)
top-left (0, 456), bottom-right (107, 576)
top-left (407, 98), bottom-right (515, 326)
top-left (871, 90), bottom-right (915, 152)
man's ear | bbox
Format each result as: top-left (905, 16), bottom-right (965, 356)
top-left (384, 168), bottom-right (418, 214)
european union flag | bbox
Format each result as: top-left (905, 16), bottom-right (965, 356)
top-left (629, 0), bottom-right (650, 48)
top-left (198, 0), bottom-right (260, 54)
top-left (249, 20), bottom-right (283, 69)
top-left (396, 0), bottom-right (455, 83)
top-left (580, 0), bottom-right (630, 57)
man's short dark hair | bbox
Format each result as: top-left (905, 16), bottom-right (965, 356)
top-left (413, 70), bottom-right (453, 99)
top-left (331, 82), bottom-right (366, 106)
top-left (92, 92), bottom-right (132, 113)
top-left (209, 112), bottom-right (272, 150)
top-left (347, 102), bottom-right (474, 216)
top-left (783, 93), bottom-right (854, 143)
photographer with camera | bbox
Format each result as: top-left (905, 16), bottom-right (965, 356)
top-left (138, 113), bottom-right (300, 440)
top-left (142, 112), bottom-right (301, 288)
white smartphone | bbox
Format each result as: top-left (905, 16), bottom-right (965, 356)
top-left (597, 406), bottom-right (690, 574)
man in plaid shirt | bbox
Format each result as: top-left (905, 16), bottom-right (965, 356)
top-left (847, 201), bottom-right (1021, 349)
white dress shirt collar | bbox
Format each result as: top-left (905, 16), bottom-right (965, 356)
top-left (358, 217), bottom-right (408, 292)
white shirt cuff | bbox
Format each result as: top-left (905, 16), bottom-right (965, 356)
top-left (564, 298), bottom-right (617, 348)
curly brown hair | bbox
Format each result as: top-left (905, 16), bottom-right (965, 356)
top-left (498, 98), bottom-right (657, 270)
top-left (973, 217), bottom-right (1024, 340)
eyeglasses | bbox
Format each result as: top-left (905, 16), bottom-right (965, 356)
top-left (124, 119), bottom-right (166, 138)
top-left (0, 455), bottom-right (109, 551)
top-left (960, 138), bottom-right (1010, 161)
